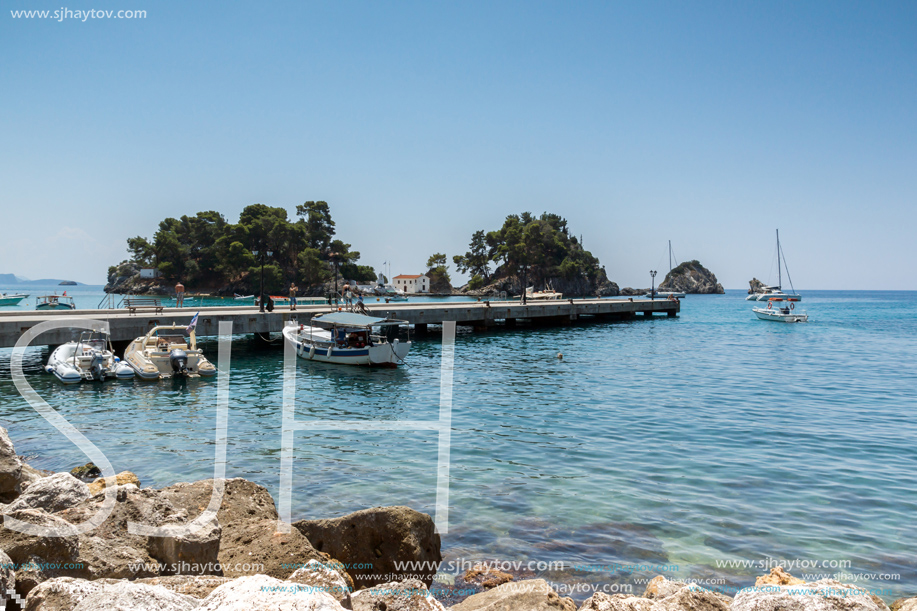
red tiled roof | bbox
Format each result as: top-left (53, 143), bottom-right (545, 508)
top-left (394, 274), bottom-right (424, 279)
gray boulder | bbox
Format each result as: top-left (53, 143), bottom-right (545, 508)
top-left (449, 579), bottom-right (576, 611)
top-left (731, 579), bottom-right (889, 611)
top-left (0, 426), bottom-right (23, 501)
top-left (72, 580), bottom-right (199, 611)
top-left (146, 514), bottom-right (222, 576)
top-left (3, 473), bottom-right (90, 514)
top-left (197, 574), bottom-right (346, 610)
top-left (578, 593), bottom-right (653, 611)
top-left (350, 578), bottom-right (445, 611)
top-left (294, 506), bottom-right (442, 589)
top-left (892, 599), bottom-right (917, 611)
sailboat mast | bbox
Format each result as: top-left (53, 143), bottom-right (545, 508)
top-left (668, 240), bottom-right (672, 273)
top-left (776, 229), bottom-right (782, 289)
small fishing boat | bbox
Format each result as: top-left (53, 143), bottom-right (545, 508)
top-left (0, 293), bottom-right (28, 306)
top-left (282, 312), bottom-right (411, 367)
top-left (233, 293), bottom-right (254, 300)
top-left (525, 285), bottom-right (563, 300)
top-left (46, 331), bottom-right (134, 383)
top-left (124, 323), bottom-right (216, 379)
top-left (753, 297), bottom-right (807, 323)
top-left (36, 294), bottom-right (75, 310)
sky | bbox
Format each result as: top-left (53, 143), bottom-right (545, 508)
top-left (1, 1), bottom-right (915, 289)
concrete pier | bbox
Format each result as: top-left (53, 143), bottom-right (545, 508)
top-left (0, 298), bottom-right (679, 348)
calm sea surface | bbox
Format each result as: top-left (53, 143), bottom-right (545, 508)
top-left (2, 287), bottom-right (916, 599)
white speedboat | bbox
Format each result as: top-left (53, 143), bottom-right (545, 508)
top-left (36, 294), bottom-right (75, 310)
top-left (0, 293), bottom-right (28, 306)
top-left (233, 293), bottom-right (254, 300)
top-left (753, 298), bottom-right (807, 323)
top-left (46, 331), bottom-right (134, 383)
top-left (124, 324), bottom-right (216, 379)
top-left (283, 312), bottom-right (411, 367)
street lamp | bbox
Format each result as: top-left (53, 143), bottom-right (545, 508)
top-left (650, 270), bottom-right (657, 301)
top-left (253, 248), bottom-right (273, 312)
top-left (329, 251), bottom-right (340, 303)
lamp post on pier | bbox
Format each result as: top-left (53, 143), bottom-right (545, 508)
top-left (650, 270), bottom-right (657, 301)
top-left (253, 247), bottom-right (273, 312)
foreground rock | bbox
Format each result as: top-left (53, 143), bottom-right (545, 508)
top-left (0, 426), bottom-right (24, 502)
top-left (892, 599), bottom-right (917, 611)
top-left (1, 549), bottom-right (16, 610)
top-left (3, 473), bottom-right (90, 514)
top-left (732, 579), bottom-right (890, 611)
top-left (196, 574), bottom-right (345, 610)
top-left (22, 577), bottom-right (112, 611)
top-left (578, 592), bottom-right (652, 610)
top-left (755, 566), bottom-right (805, 586)
top-left (658, 260), bottom-right (724, 294)
top-left (70, 580), bottom-right (199, 611)
top-left (295, 506), bottom-right (442, 589)
top-left (159, 478), bottom-right (326, 579)
top-left (351, 578), bottom-right (445, 611)
top-left (450, 579), bottom-right (576, 611)
top-left (86, 471), bottom-right (140, 496)
top-left (287, 559), bottom-right (352, 604)
top-left (648, 585), bottom-right (729, 611)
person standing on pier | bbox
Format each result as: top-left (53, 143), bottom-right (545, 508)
top-left (175, 281), bottom-right (185, 308)
top-left (289, 282), bottom-right (298, 311)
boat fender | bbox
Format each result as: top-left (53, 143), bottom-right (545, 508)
top-left (767, 302), bottom-right (772, 310)
top-left (790, 302), bottom-right (795, 310)
top-left (309, 345), bottom-right (316, 359)
top-left (326, 346), bottom-right (333, 358)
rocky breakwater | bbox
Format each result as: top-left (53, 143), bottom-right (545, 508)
top-left (658, 260), bottom-right (724, 294)
top-left (4, 423), bottom-right (915, 611)
top-left (0, 426), bottom-right (442, 611)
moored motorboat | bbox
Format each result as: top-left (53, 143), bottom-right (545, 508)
top-left (36, 294), bottom-right (75, 310)
top-left (525, 285), bottom-right (563, 300)
top-left (0, 293), bottom-right (28, 306)
top-left (646, 291), bottom-right (686, 299)
top-left (282, 312), bottom-right (411, 367)
top-left (46, 331), bottom-right (134, 383)
top-left (124, 323), bottom-right (216, 379)
top-left (753, 297), bottom-right (807, 323)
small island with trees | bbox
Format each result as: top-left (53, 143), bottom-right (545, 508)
top-left (104, 203), bottom-right (721, 298)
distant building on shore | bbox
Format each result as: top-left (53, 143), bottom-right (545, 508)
top-left (393, 274), bottom-right (430, 293)
top-left (140, 268), bottom-right (162, 279)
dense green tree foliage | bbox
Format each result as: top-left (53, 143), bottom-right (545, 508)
top-left (121, 202), bottom-right (374, 291)
top-left (456, 212), bottom-right (603, 289)
top-left (426, 253), bottom-right (451, 292)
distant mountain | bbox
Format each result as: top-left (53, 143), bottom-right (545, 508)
top-left (0, 273), bottom-right (84, 286)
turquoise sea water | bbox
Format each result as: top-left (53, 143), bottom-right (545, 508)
top-left (2, 289), bottom-right (916, 600)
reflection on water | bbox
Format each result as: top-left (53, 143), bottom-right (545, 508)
top-left (1, 291), bottom-right (917, 600)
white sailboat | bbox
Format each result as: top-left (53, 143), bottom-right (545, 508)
top-left (747, 230), bottom-right (802, 302)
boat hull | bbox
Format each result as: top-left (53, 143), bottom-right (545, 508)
top-left (46, 342), bottom-right (135, 383)
top-left (283, 326), bottom-right (410, 367)
top-left (0, 295), bottom-right (26, 306)
top-left (753, 307), bottom-right (808, 323)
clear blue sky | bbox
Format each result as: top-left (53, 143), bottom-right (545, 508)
top-left (2, 1), bottom-right (915, 289)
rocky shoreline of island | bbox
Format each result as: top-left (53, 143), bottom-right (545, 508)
top-left (1, 426), bottom-right (910, 611)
